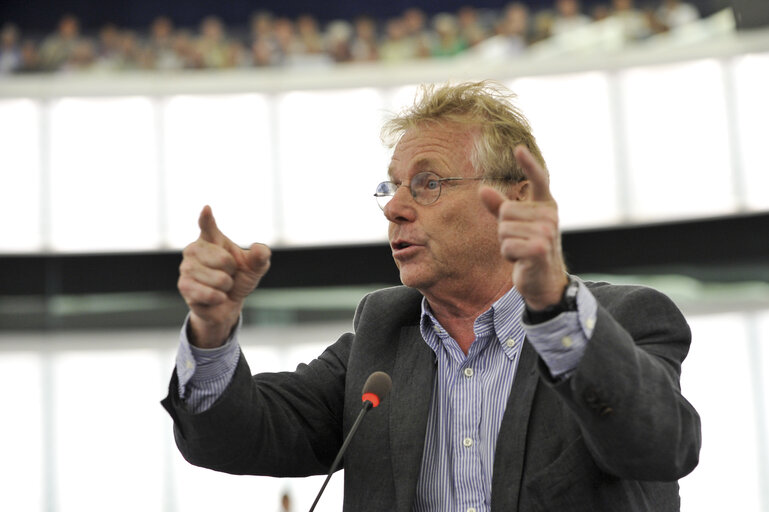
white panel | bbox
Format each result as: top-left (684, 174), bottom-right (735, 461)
top-left (732, 53), bottom-right (769, 211)
top-left (0, 353), bottom-right (44, 512)
top-left (509, 73), bottom-right (619, 228)
top-left (49, 97), bottom-right (159, 251)
top-left (384, 84), bottom-right (421, 119)
top-left (276, 88), bottom-right (390, 246)
top-left (679, 312), bottom-right (762, 511)
top-left (620, 60), bottom-right (734, 221)
top-left (0, 99), bottom-right (42, 252)
top-left (163, 94), bottom-right (275, 249)
top-left (53, 350), bottom-right (165, 512)
top-left (171, 453), bottom-right (283, 512)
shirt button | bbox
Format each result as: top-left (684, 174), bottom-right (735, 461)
top-left (467, 508), bottom-right (477, 512)
top-left (561, 336), bottom-right (573, 348)
top-left (185, 359), bottom-right (194, 369)
top-left (506, 338), bottom-right (515, 348)
top-left (586, 316), bottom-right (596, 330)
top-left (463, 368), bottom-right (474, 378)
top-left (463, 437), bottom-right (473, 447)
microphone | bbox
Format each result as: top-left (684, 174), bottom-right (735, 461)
top-left (308, 371), bottom-right (392, 512)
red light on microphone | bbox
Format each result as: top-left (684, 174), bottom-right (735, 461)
top-left (361, 392), bottom-right (381, 407)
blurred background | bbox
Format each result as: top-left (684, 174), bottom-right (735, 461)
top-left (1, 0), bottom-right (768, 510)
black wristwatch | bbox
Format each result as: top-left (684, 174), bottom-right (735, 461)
top-left (523, 275), bottom-right (579, 324)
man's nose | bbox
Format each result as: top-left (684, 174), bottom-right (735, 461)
top-left (383, 185), bottom-right (416, 222)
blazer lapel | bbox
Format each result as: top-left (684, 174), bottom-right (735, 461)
top-left (389, 324), bottom-right (436, 512)
top-left (490, 339), bottom-right (540, 511)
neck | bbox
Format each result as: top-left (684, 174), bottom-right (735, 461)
top-left (423, 273), bottom-right (513, 354)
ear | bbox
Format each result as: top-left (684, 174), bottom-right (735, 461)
top-left (510, 180), bottom-right (530, 201)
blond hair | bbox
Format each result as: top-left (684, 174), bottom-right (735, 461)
top-left (381, 80), bottom-right (546, 184)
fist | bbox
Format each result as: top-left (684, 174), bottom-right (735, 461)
top-left (177, 206), bottom-right (271, 347)
top-left (480, 145), bottom-right (568, 310)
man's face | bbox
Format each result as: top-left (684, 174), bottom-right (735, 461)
top-left (384, 123), bottom-right (505, 298)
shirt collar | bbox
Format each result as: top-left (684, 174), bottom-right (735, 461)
top-left (419, 286), bottom-right (525, 360)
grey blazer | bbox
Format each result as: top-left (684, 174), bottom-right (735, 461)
top-left (162, 281), bottom-right (701, 511)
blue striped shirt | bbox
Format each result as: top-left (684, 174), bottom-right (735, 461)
top-left (413, 287), bottom-right (526, 512)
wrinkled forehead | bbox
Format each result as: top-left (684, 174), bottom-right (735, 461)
top-left (387, 122), bottom-right (479, 180)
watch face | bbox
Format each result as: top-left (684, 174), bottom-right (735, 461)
top-left (564, 277), bottom-right (579, 310)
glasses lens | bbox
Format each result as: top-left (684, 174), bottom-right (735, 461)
top-left (410, 172), bottom-right (441, 205)
top-left (374, 182), bottom-right (396, 209)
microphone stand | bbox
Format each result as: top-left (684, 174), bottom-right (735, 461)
top-left (308, 400), bottom-right (373, 512)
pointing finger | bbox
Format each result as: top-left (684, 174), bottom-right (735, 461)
top-left (198, 205), bottom-right (226, 244)
top-left (514, 145), bottom-right (552, 202)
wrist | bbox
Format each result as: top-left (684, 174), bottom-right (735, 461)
top-left (188, 313), bottom-right (238, 348)
top-left (524, 275), bottom-right (578, 324)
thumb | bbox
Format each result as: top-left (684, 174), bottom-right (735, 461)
top-left (198, 205), bottom-right (227, 245)
top-left (479, 186), bottom-right (506, 218)
top-left (244, 242), bottom-right (272, 275)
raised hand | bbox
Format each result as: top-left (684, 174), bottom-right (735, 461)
top-left (177, 206), bottom-right (272, 347)
top-left (480, 145), bottom-right (568, 310)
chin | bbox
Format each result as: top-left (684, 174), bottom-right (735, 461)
top-left (398, 267), bottom-right (434, 291)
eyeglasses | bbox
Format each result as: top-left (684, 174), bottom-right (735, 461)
top-left (374, 171), bottom-right (510, 210)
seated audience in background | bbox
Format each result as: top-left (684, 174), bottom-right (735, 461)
top-left (0, 2), bottom-right (705, 74)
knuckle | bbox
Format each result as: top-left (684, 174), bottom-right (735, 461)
top-left (215, 272), bottom-right (234, 290)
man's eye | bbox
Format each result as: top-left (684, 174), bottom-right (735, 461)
top-left (425, 180), bottom-right (439, 190)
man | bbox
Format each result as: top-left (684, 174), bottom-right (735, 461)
top-left (162, 81), bottom-right (701, 511)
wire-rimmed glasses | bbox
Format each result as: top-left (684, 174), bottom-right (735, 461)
top-left (374, 171), bottom-right (491, 210)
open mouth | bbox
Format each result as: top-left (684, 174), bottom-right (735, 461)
top-left (394, 241), bottom-right (412, 250)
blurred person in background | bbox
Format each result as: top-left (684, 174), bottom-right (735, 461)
top-left (93, 24), bottom-right (124, 71)
top-left (430, 13), bottom-right (468, 57)
top-left (163, 80), bottom-right (700, 511)
top-left (278, 491), bottom-right (292, 512)
top-left (171, 29), bottom-right (204, 69)
top-left (379, 17), bottom-right (417, 62)
top-left (326, 20), bottom-right (354, 63)
top-left (592, 4), bottom-right (612, 21)
top-left (607, 0), bottom-right (652, 43)
top-left (402, 7), bottom-right (433, 58)
top-left (61, 38), bottom-right (96, 72)
top-left (197, 16), bottom-right (230, 68)
top-left (16, 40), bottom-right (41, 73)
top-left (296, 14), bottom-right (326, 60)
top-left (147, 16), bottom-right (184, 70)
top-left (350, 15), bottom-right (379, 62)
top-left (39, 14), bottom-right (83, 71)
top-left (656, 0), bottom-right (700, 29)
top-left (457, 6), bottom-right (490, 48)
top-left (470, 2), bottom-right (531, 59)
top-left (248, 11), bottom-right (280, 67)
top-left (550, 0), bottom-right (593, 36)
top-left (0, 23), bottom-right (22, 74)
top-left (272, 17), bottom-right (304, 66)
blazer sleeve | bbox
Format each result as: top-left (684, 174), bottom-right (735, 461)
top-left (161, 331), bottom-right (352, 477)
top-left (544, 283), bottom-right (701, 481)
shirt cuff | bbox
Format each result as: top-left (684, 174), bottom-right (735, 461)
top-left (522, 278), bottom-right (598, 379)
top-left (175, 314), bottom-right (242, 407)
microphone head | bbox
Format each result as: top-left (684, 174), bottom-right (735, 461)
top-left (361, 371), bottom-right (392, 408)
